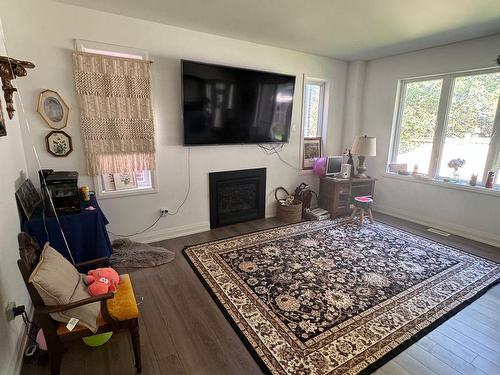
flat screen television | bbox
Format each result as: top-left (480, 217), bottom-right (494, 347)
top-left (182, 60), bottom-right (296, 145)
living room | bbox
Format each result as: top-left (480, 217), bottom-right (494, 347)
top-left (0, 1), bottom-right (499, 374)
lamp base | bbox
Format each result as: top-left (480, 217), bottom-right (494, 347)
top-left (355, 155), bottom-right (369, 178)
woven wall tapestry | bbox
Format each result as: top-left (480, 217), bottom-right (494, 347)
top-left (72, 51), bottom-right (155, 176)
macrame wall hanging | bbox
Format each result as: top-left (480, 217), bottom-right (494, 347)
top-left (72, 51), bottom-right (155, 176)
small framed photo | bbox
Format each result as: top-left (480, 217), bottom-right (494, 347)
top-left (101, 174), bottom-right (116, 192)
top-left (45, 130), bottom-right (73, 157)
top-left (113, 172), bottom-right (138, 190)
top-left (303, 137), bottom-right (322, 169)
top-left (37, 90), bottom-right (69, 129)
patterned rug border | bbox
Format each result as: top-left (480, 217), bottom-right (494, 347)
top-left (182, 220), bottom-right (499, 375)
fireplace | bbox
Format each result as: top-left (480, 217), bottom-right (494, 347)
top-left (209, 168), bottom-right (266, 229)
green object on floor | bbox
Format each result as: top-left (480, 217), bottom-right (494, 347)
top-left (82, 332), bottom-right (113, 347)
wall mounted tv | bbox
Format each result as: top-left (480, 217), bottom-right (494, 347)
top-left (182, 60), bottom-right (296, 145)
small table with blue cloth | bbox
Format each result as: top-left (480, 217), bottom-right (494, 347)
top-left (21, 196), bottom-right (113, 264)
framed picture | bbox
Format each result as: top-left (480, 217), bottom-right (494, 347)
top-left (101, 173), bottom-right (116, 192)
top-left (113, 172), bottom-right (138, 190)
top-left (37, 90), bottom-right (69, 129)
top-left (0, 100), bottom-right (6, 137)
top-left (15, 179), bottom-right (41, 220)
top-left (303, 137), bottom-right (322, 169)
top-left (46, 130), bottom-right (73, 157)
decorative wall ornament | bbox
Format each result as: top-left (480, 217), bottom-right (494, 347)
top-left (72, 51), bottom-right (155, 176)
top-left (0, 99), bottom-right (6, 137)
top-left (37, 90), bottom-right (69, 129)
top-left (0, 56), bottom-right (35, 119)
top-left (45, 130), bottom-right (73, 157)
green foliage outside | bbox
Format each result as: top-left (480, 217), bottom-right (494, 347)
top-left (398, 72), bottom-right (500, 154)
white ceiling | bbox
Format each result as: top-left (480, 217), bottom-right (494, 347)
top-left (55, 0), bottom-right (500, 61)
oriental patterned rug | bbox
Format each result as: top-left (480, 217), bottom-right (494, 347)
top-left (183, 219), bottom-right (499, 375)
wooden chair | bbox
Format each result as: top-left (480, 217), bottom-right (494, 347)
top-left (17, 232), bottom-right (142, 374)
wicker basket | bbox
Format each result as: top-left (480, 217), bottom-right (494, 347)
top-left (275, 187), bottom-right (303, 223)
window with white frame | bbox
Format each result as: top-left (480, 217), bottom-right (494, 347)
top-left (302, 79), bottom-right (327, 138)
top-left (389, 68), bottom-right (500, 186)
top-left (75, 40), bottom-right (157, 198)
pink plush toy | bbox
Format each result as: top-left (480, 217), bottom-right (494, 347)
top-left (84, 267), bottom-right (120, 296)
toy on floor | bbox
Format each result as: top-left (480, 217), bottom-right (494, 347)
top-left (84, 267), bottom-right (120, 296)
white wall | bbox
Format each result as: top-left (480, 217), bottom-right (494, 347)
top-left (2, 0), bottom-right (347, 242)
top-left (360, 34), bottom-right (500, 246)
top-left (341, 60), bottom-right (366, 150)
top-left (0, 22), bottom-right (31, 375)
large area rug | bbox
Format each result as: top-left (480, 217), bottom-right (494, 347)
top-left (183, 219), bottom-right (499, 375)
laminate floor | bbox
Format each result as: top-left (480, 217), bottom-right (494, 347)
top-left (21, 213), bottom-right (500, 375)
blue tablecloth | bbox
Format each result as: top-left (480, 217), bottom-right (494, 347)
top-left (22, 196), bottom-right (113, 264)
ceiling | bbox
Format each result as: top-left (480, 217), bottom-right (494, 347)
top-left (55, 0), bottom-right (500, 61)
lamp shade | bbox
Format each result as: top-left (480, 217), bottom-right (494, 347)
top-left (351, 136), bottom-right (376, 156)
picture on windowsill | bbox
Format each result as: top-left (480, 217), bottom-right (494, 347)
top-left (113, 172), bottom-right (138, 190)
top-left (102, 173), bottom-right (116, 192)
top-left (303, 137), bottom-right (322, 169)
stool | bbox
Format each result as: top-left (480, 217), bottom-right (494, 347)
top-left (350, 196), bottom-right (374, 227)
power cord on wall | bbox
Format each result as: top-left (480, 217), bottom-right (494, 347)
top-left (167, 147), bottom-right (191, 215)
top-left (106, 148), bottom-right (191, 238)
top-left (258, 143), bottom-right (301, 171)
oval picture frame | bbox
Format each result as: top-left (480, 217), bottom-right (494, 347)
top-left (37, 89), bottom-right (69, 129)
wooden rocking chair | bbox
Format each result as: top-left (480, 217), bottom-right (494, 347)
top-left (17, 232), bottom-right (142, 374)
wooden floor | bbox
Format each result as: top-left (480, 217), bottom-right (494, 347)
top-left (21, 213), bottom-right (500, 375)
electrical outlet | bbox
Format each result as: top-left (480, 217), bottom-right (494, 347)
top-left (160, 208), bottom-right (169, 217)
top-left (5, 302), bottom-right (16, 321)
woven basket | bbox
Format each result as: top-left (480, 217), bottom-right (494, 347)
top-left (275, 187), bottom-right (303, 223)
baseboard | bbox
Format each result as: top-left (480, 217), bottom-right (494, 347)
top-left (373, 204), bottom-right (500, 248)
top-left (130, 221), bottom-right (210, 244)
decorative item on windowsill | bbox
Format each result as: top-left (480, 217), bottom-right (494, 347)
top-left (485, 171), bottom-right (495, 189)
top-left (469, 174), bottom-right (478, 186)
top-left (448, 158), bottom-right (466, 181)
top-left (351, 135), bottom-right (376, 178)
top-left (275, 186), bottom-right (302, 223)
top-left (0, 56), bottom-right (35, 120)
top-left (303, 137), bottom-right (322, 170)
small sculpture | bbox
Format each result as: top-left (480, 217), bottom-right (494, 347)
top-left (0, 56), bottom-right (35, 119)
top-left (469, 174), bottom-right (478, 186)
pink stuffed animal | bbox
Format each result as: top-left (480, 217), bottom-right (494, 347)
top-left (84, 267), bottom-right (120, 296)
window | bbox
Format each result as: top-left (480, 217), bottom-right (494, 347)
top-left (390, 68), bottom-right (500, 187)
top-left (303, 79), bottom-right (327, 138)
top-left (75, 40), bottom-right (157, 198)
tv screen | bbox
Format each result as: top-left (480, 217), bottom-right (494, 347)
top-left (182, 60), bottom-right (295, 145)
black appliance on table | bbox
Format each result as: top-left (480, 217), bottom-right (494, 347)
top-left (39, 170), bottom-right (80, 214)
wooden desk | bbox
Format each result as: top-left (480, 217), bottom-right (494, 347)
top-left (318, 177), bottom-right (376, 217)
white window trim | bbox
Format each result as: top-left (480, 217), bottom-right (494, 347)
top-left (75, 39), bottom-right (158, 199)
top-left (388, 66), bottom-right (500, 188)
top-left (300, 75), bottom-right (330, 173)
top-left (94, 172), bottom-right (159, 200)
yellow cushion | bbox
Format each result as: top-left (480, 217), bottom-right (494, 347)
top-left (106, 274), bottom-right (139, 321)
top-left (56, 273), bottom-right (138, 336)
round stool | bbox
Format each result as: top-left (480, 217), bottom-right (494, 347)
top-left (350, 196), bottom-right (374, 227)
